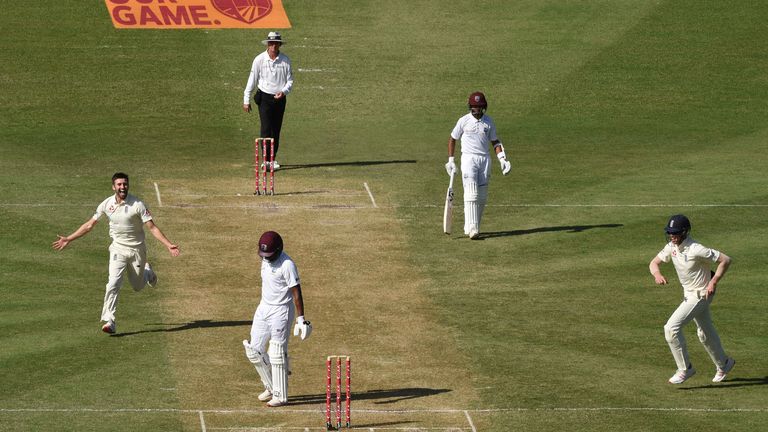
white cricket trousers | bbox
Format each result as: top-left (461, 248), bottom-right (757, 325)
top-left (101, 243), bottom-right (148, 322)
top-left (664, 292), bottom-right (728, 371)
top-left (250, 302), bottom-right (295, 359)
top-left (461, 153), bottom-right (491, 233)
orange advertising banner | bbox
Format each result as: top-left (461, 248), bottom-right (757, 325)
top-left (104, 0), bottom-right (291, 29)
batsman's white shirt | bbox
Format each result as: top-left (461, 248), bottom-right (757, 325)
top-left (250, 252), bottom-right (300, 347)
top-left (93, 194), bottom-right (152, 248)
top-left (260, 252), bottom-right (300, 305)
top-left (451, 113), bottom-right (498, 156)
top-left (657, 237), bottom-right (720, 294)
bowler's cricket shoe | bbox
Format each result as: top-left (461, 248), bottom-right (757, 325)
top-left (668, 366), bottom-right (696, 384)
top-left (712, 358), bottom-right (735, 383)
top-left (101, 320), bottom-right (116, 334)
top-left (145, 262), bottom-right (157, 287)
top-left (258, 389), bottom-right (273, 402)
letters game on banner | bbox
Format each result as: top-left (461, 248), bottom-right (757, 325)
top-left (104, 0), bottom-right (291, 29)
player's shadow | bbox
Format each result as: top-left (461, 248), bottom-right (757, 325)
top-left (475, 223), bottom-right (623, 239)
top-left (678, 376), bottom-right (768, 390)
top-left (110, 320), bottom-right (251, 337)
top-left (281, 388), bottom-right (452, 406)
top-left (278, 159), bottom-right (417, 171)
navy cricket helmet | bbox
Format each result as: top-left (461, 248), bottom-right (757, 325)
top-left (665, 214), bottom-right (691, 236)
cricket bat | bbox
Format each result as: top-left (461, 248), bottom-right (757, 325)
top-left (443, 170), bottom-right (455, 234)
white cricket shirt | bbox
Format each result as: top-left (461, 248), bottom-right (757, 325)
top-left (260, 252), bottom-right (300, 306)
top-left (451, 112), bottom-right (498, 156)
top-left (657, 237), bottom-right (720, 293)
top-left (243, 51), bottom-right (293, 104)
top-left (93, 194), bottom-right (152, 248)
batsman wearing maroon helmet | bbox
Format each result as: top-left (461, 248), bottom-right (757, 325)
top-left (445, 91), bottom-right (511, 239)
top-left (242, 231), bottom-right (312, 407)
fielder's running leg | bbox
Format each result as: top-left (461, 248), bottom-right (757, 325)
top-left (693, 303), bottom-right (728, 368)
top-left (664, 299), bottom-right (696, 372)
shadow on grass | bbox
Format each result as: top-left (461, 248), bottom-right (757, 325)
top-left (277, 159), bottom-right (417, 171)
top-left (351, 420), bottom-right (421, 429)
top-left (476, 223), bottom-right (624, 240)
top-left (282, 388), bottom-right (452, 406)
top-left (679, 376), bottom-right (768, 390)
top-left (111, 319), bottom-right (251, 337)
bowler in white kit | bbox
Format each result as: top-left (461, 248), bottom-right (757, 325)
top-left (52, 172), bottom-right (180, 334)
top-left (649, 214), bottom-right (735, 384)
top-left (445, 91), bottom-right (511, 239)
top-left (243, 231), bottom-right (312, 407)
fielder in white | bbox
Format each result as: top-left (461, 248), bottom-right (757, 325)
top-left (649, 214), bottom-right (735, 384)
top-left (243, 231), bottom-right (312, 407)
top-left (445, 91), bottom-right (511, 239)
top-left (52, 172), bottom-right (180, 334)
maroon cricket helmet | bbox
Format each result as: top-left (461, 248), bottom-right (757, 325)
top-left (467, 91), bottom-right (488, 109)
top-left (258, 231), bottom-right (284, 260)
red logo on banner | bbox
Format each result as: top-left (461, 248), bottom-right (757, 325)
top-left (211, 0), bottom-right (272, 24)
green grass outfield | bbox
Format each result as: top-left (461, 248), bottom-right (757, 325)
top-left (2, 0), bottom-right (767, 431)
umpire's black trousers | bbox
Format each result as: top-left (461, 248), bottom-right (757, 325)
top-left (255, 89), bottom-right (287, 162)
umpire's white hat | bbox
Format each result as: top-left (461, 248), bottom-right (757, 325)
top-left (262, 31), bottom-right (284, 45)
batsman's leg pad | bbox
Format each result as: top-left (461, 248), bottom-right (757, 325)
top-left (477, 184), bottom-right (488, 227)
top-left (464, 182), bottom-right (480, 233)
top-left (268, 340), bottom-right (288, 403)
top-left (478, 184), bottom-right (488, 202)
top-left (467, 202), bottom-right (480, 233)
top-left (243, 340), bottom-right (272, 391)
top-left (464, 181), bottom-right (479, 201)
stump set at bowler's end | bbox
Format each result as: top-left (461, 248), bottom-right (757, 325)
top-left (254, 137), bottom-right (275, 195)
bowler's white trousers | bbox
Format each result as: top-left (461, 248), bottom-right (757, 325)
top-left (101, 243), bottom-right (148, 322)
top-left (664, 291), bottom-right (728, 371)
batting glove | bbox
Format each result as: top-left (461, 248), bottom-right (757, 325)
top-left (445, 157), bottom-right (456, 176)
top-left (293, 316), bottom-right (313, 340)
top-left (497, 152), bottom-right (511, 176)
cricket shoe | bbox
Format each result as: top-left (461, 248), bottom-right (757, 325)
top-left (272, 161), bottom-right (280, 170)
top-left (145, 262), bottom-right (157, 287)
top-left (712, 357), bottom-right (736, 383)
top-left (257, 389), bottom-right (273, 402)
top-left (101, 320), bottom-right (116, 334)
top-left (668, 366), bottom-right (696, 384)
top-left (266, 397), bottom-right (285, 407)
top-left (468, 228), bottom-right (480, 239)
